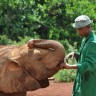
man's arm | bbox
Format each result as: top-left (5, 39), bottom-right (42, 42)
top-left (60, 62), bottom-right (78, 69)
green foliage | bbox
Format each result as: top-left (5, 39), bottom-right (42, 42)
top-left (62, 39), bottom-right (78, 54)
top-left (0, 0), bottom-right (96, 47)
top-left (0, 35), bottom-right (12, 45)
top-left (54, 69), bottom-right (76, 82)
top-left (0, 0), bottom-right (42, 41)
top-left (13, 35), bottom-right (40, 45)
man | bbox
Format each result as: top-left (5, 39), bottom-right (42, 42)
top-left (60, 15), bottom-right (96, 96)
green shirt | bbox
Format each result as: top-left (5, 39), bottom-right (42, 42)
top-left (72, 32), bottom-right (96, 96)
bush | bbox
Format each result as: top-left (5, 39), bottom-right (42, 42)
top-left (0, 35), bottom-right (12, 45)
top-left (13, 35), bottom-right (40, 45)
top-left (54, 69), bottom-right (76, 82)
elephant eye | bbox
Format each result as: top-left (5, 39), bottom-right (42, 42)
top-left (37, 57), bottom-right (42, 61)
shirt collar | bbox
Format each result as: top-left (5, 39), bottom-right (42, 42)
top-left (84, 31), bottom-right (93, 41)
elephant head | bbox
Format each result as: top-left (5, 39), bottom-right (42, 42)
top-left (0, 40), bottom-right (65, 93)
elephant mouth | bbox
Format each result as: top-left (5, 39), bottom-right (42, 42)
top-left (37, 78), bottom-right (49, 88)
top-left (54, 62), bottom-right (63, 70)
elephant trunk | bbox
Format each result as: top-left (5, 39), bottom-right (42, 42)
top-left (31, 39), bottom-right (65, 69)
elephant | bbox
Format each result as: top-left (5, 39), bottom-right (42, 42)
top-left (0, 39), bottom-right (65, 96)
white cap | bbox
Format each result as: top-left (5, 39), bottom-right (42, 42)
top-left (72, 15), bottom-right (93, 28)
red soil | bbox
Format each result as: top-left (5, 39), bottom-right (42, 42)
top-left (27, 81), bottom-right (73, 96)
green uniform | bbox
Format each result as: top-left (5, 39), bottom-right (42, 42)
top-left (72, 32), bottom-right (96, 96)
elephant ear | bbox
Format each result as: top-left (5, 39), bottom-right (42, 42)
top-left (0, 58), bottom-right (41, 93)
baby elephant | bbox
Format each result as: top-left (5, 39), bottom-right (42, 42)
top-left (0, 39), bottom-right (65, 96)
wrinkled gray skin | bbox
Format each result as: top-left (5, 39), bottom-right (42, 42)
top-left (0, 40), bottom-right (65, 96)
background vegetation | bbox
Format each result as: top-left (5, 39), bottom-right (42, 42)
top-left (0, 0), bottom-right (96, 82)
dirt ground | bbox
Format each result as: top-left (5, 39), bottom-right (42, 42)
top-left (27, 81), bottom-right (73, 96)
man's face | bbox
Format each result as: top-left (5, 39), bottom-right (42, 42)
top-left (76, 26), bottom-right (90, 37)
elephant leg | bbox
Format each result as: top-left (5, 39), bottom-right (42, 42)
top-left (0, 91), bottom-right (27, 96)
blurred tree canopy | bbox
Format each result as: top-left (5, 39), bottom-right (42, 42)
top-left (0, 0), bottom-right (96, 50)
